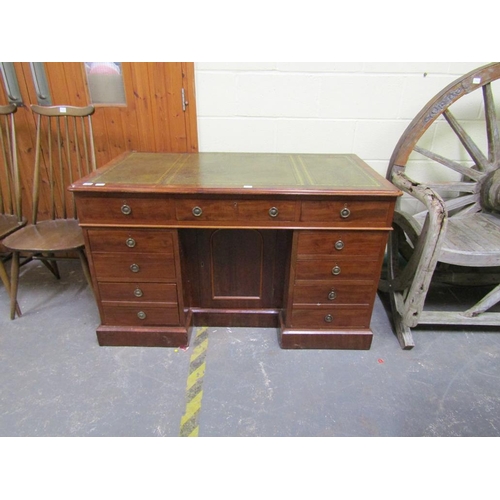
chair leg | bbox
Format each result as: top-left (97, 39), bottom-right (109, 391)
top-left (77, 248), bottom-right (94, 295)
top-left (0, 259), bottom-right (10, 290)
top-left (9, 251), bottom-right (20, 320)
top-left (0, 259), bottom-right (22, 317)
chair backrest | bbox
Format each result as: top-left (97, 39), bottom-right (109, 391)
top-left (0, 104), bottom-right (21, 221)
top-left (31, 104), bottom-right (96, 224)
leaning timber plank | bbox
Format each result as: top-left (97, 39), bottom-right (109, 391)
top-left (419, 311), bottom-right (500, 325)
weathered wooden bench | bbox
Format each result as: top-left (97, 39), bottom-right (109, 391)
top-left (379, 62), bottom-right (500, 349)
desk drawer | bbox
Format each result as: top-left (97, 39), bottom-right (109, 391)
top-left (295, 259), bottom-right (380, 281)
top-left (300, 200), bottom-right (392, 226)
top-left (289, 307), bottom-right (371, 329)
top-left (87, 229), bottom-right (175, 254)
top-left (76, 195), bottom-right (174, 225)
top-left (102, 304), bottom-right (180, 326)
top-left (175, 199), bottom-right (296, 222)
top-left (98, 282), bottom-right (178, 303)
top-left (292, 283), bottom-right (373, 305)
top-left (92, 253), bottom-right (176, 282)
top-left (297, 230), bottom-right (387, 257)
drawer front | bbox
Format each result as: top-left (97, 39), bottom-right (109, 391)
top-left (102, 304), bottom-right (180, 326)
top-left (297, 230), bottom-right (387, 257)
top-left (237, 200), bottom-right (296, 221)
top-left (76, 195), bottom-right (174, 225)
top-left (92, 253), bottom-right (176, 282)
top-left (295, 259), bottom-right (380, 281)
top-left (87, 229), bottom-right (175, 254)
top-left (175, 199), bottom-right (296, 222)
top-left (290, 307), bottom-right (372, 329)
top-left (300, 200), bottom-right (393, 226)
top-left (292, 283), bottom-right (374, 305)
top-left (99, 282), bottom-right (178, 303)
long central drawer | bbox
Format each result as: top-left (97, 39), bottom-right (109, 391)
top-left (175, 199), bottom-right (297, 222)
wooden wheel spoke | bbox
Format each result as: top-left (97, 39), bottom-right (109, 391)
top-left (450, 202), bottom-right (482, 217)
top-left (443, 109), bottom-right (490, 172)
top-left (483, 83), bottom-right (500, 167)
top-left (414, 193), bottom-right (478, 219)
top-left (425, 181), bottom-right (478, 194)
top-left (443, 193), bottom-right (479, 212)
top-left (413, 145), bottom-right (483, 181)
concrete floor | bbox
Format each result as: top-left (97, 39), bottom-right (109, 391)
top-left (1, 259), bottom-right (500, 437)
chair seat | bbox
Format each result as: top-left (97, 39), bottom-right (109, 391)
top-left (413, 212), bottom-right (500, 267)
top-left (0, 214), bottom-right (27, 240)
top-left (3, 219), bottom-right (84, 252)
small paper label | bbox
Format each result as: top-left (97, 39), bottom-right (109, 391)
top-left (473, 77), bottom-right (481, 84)
top-left (82, 182), bottom-right (94, 185)
top-left (244, 185), bottom-right (253, 188)
top-left (95, 183), bottom-right (105, 186)
top-left (60, 107), bottom-right (67, 113)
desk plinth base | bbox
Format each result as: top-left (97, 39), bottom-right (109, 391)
top-left (278, 312), bottom-right (372, 350)
top-left (96, 325), bottom-right (190, 348)
top-left (95, 310), bottom-right (372, 350)
top-left (278, 328), bottom-right (373, 350)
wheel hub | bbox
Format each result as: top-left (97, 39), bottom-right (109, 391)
top-left (480, 169), bottom-right (500, 212)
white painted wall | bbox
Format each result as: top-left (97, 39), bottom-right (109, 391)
top-left (195, 62), bottom-right (487, 172)
top-left (194, 62), bottom-right (491, 213)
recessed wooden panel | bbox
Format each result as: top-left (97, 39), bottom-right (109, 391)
top-left (211, 229), bottom-right (263, 299)
top-left (180, 228), bottom-right (292, 310)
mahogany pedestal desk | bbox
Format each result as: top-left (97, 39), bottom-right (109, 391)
top-left (70, 152), bottom-right (401, 350)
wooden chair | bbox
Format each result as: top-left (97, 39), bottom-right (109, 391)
top-left (0, 104), bottom-right (26, 316)
top-left (379, 62), bottom-right (500, 349)
top-left (3, 104), bottom-right (97, 319)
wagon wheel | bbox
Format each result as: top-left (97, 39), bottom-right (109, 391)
top-left (382, 62), bottom-right (500, 349)
top-left (388, 62), bottom-right (500, 213)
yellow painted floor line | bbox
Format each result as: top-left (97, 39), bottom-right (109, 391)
top-left (180, 327), bottom-right (209, 437)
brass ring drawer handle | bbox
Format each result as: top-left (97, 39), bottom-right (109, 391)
top-left (126, 237), bottom-right (136, 248)
top-left (192, 206), bottom-right (203, 217)
top-left (121, 204), bottom-right (132, 215)
top-left (331, 265), bottom-right (341, 275)
top-left (335, 240), bottom-right (344, 251)
top-left (324, 314), bottom-right (333, 323)
top-left (134, 288), bottom-right (143, 298)
top-left (340, 207), bottom-right (351, 218)
top-left (137, 311), bottom-right (147, 320)
top-left (269, 207), bottom-right (279, 218)
top-left (130, 263), bottom-right (140, 273)
top-left (328, 290), bottom-right (337, 301)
